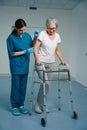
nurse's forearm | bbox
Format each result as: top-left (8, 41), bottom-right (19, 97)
top-left (12, 51), bottom-right (25, 57)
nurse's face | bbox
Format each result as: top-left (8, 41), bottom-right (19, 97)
top-left (17, 26), bottom-right (26, 37)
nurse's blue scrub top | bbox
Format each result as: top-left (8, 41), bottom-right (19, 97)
top-left (7, 32), bottom-right (33, 74)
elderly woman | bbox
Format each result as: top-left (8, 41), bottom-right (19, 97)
top-left (34, 17), bottom-right (65, 113)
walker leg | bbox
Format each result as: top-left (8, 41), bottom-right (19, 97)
top-left (41, 82), bottom-right (47, 126)
top-left (58, 63), bottom-right (78, 119)
top-left (58, 77), bottom-right (61, 111)
top-left (29, 69), bottom-right (35, 115)
top-left (68, 81), bottom-right (78, 119)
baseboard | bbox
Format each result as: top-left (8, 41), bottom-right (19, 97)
top-left (29, 74), bottom-right (76, 81)
top-left (0, 73), bottom-right (11, 76)
top-left (0, 73), bottom-right (76, 81)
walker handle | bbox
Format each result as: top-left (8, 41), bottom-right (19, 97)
top-left (58, 63), bottom-right (69, 69)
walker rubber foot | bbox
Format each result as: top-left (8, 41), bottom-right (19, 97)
top-left (41, 118), bottom-right (47, 127)
top-left (58, 108), bottom-right (61, 111)
top-left (72, 112), bottom-right (78, 119)
top-left (29, 112), bottom-right (32, 116)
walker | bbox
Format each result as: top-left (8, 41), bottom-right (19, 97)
top-left (29, 63), bottom-right (78, 126)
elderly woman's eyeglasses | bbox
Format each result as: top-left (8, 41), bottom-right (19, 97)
top-left (47, 28), bottom-right (56, 31)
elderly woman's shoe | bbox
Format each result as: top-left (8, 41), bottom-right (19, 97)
top-left (34, 102), bottom-right (42, 114)
top-left (41, 106), bottom-right (50, 113)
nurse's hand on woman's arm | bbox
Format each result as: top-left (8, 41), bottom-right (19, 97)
top-left (11, 48), bottom-right (34, 57)
top-left (24, 47), bottom-right (34, 54)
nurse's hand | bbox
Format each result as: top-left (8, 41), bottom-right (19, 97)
top-left (24, 48), bottom-right (34, 54)
top-left (33, 31), bottom-right (38, 41)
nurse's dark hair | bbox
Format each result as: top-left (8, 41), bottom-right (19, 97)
top-left (11, 18), bottom-right (27, 34)
top-left (46, 17), bottom-right (58, 28)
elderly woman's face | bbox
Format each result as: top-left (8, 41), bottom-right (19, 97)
top-left (47, 23), bottom-right (57, 35)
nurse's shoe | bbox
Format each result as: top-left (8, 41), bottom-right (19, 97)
top-left (34, 102), bottom-right (42, 114)
top-left (12, 108), bottom-right (21, 116)
top-left (19, 106), bottom-right (28, 114)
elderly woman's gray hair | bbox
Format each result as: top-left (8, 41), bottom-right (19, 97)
top-left (46, 18), bottom-right (58, 28)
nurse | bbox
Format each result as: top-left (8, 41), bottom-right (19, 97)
top-left (6, 18), bottom-right (34, 116)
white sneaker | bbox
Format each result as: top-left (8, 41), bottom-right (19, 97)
top-left (34, 102), bottom-right (42, 114)
top-left (41, 106), bottom-right (49, 113)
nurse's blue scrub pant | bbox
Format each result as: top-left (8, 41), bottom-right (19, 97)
top-left (11, 74), bottom-right (28, 108)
